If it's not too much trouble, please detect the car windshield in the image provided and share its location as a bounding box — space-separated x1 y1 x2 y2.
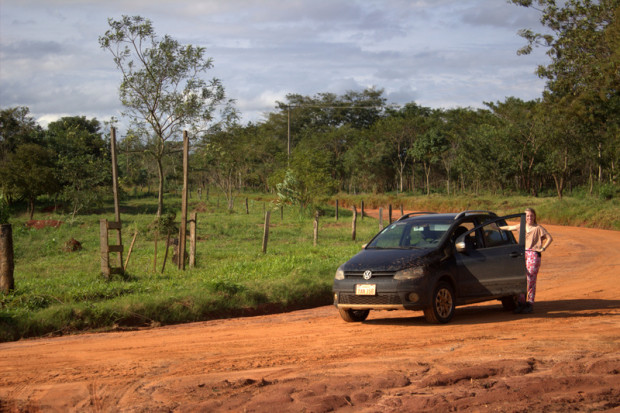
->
367 219 453 249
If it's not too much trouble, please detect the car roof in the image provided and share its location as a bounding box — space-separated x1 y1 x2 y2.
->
397 210 498 223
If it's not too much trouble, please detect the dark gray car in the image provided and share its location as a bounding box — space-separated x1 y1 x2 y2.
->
332 210 527 323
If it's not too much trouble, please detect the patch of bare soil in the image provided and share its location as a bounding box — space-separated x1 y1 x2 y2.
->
1 213 619 412
24 220 63 230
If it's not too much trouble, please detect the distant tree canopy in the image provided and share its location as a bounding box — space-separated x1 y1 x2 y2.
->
0 1 617 219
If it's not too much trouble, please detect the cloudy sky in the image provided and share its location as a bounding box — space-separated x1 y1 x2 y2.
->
0 0 550 128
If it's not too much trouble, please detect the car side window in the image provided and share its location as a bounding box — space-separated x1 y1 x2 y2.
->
481 222 513 248
452 221 479 248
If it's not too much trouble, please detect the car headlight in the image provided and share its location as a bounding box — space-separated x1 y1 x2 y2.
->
393 266 425 280
334 266 345 280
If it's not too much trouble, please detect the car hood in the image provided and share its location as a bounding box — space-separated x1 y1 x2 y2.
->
342 248 434 272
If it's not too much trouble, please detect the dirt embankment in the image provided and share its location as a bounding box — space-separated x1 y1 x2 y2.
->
1 221 619 412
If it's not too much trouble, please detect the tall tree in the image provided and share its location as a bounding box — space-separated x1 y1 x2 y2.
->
0 107 42 165
99 15 234 217
511 0 620 185
0 143 60 219
485 98 546 195
46 117 111 219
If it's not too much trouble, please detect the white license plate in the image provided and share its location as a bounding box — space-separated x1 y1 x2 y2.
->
356 284 376 296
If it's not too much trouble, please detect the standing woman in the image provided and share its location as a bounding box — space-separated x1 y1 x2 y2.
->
500 208 553 314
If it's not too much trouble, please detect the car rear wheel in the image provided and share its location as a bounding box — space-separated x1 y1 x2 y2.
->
424 281 455 324
500 295 519 311
338 308 370 322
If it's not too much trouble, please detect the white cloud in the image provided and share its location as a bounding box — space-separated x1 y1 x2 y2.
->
0 0 550 129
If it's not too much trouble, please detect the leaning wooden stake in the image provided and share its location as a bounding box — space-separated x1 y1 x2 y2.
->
124 230 138 271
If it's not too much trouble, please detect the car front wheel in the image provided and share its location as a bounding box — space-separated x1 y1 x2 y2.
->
424 281 455 324
338 308 370 322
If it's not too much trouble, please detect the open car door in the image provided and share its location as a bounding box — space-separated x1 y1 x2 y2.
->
454 213 526 299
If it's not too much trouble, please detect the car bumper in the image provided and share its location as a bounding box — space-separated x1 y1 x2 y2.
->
332 277 429 311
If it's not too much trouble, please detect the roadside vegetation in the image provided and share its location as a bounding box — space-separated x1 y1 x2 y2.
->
0 191 617 342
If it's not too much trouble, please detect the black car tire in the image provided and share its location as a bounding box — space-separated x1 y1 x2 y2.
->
338 308 370 322
424 281 455 324
500 295 519 311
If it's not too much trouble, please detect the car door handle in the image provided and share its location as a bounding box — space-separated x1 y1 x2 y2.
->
509 251 523 258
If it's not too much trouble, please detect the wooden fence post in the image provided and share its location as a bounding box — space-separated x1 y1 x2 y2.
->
361 200 364 220
153 231 158 273
189 212 197 268
100 219 110 279
313 211 319 246
351 206 357 241
178 131 189 270
389 204 393 224
0 224 15 294
110 127 123 271
162 231 171 273
335 200 339 221
100 219 124 278
262 211 271 254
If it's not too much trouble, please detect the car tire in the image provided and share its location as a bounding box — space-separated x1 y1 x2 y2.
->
424 281 455 324
500 295 519 311
338 308 370 322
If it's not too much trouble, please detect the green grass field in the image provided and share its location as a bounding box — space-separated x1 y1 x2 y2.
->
1 192 618 342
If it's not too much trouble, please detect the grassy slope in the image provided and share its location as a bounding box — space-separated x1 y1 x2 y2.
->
0 193 617 341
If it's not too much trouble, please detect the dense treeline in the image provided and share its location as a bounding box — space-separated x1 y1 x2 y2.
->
1 89 616 218
0 0 618 218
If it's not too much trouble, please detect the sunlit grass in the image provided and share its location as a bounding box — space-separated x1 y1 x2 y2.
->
0 194 377 341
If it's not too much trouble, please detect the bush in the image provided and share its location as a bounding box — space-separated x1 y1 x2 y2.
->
599 183 617 200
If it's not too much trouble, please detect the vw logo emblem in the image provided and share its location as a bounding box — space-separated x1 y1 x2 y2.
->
363 270 372 280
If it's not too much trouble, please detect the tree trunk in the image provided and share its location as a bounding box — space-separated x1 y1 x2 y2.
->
156 158 164 217
28 198 35 220
0 224 15 294
424 162 431 195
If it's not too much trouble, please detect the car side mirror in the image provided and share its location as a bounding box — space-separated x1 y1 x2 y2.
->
455 235 468 254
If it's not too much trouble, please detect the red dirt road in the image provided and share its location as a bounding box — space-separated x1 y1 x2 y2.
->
1 222 619 412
